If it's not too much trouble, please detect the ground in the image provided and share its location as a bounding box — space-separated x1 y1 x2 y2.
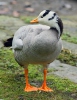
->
0 0 77 100
0 48 77 100
0 16 77 100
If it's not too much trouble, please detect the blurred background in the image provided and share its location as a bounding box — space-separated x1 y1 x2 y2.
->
0 0 77 17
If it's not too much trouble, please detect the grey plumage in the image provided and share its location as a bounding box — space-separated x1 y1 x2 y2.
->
12 24 62 66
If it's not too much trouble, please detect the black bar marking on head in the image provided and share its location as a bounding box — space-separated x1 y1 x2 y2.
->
48 12 56 20
42 10 51 18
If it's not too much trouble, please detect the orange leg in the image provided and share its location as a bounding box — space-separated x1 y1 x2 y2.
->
38 69 53 92
24 69 38 92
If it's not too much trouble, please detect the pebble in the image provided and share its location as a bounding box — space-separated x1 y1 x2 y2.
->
0 8 9 15
0 2 7 6
10 0 17 5
62 4 72 10
24 1 31 8
25 7 35 13
13 11 20 17
24 1 34 13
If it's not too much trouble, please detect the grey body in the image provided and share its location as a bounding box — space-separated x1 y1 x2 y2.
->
12 24 62 66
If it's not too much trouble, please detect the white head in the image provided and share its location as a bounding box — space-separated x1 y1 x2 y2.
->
38 10 58 25
31 10 63 37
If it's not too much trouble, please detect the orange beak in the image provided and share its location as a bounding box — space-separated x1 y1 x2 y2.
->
30 18 39 24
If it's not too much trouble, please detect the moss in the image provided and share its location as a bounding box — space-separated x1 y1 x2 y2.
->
58 48 77 66
62 33 77 44
0 48 77 100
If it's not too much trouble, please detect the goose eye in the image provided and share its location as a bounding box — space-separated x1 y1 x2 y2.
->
54 13 56 16
41 16 43 18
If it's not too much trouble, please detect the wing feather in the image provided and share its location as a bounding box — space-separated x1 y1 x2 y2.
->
12 24 49 50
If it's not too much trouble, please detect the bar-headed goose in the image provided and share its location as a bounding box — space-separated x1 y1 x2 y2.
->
12 10 63 92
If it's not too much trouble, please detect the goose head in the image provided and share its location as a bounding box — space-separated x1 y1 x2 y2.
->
30 10 63 38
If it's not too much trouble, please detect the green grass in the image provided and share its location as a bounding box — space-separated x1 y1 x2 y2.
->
58 48 77 66
62 33 77 44
0 48 77 100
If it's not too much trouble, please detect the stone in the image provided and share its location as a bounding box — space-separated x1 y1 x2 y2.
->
0 8 9 15
24 1 34 13
24 1 31 8
13 11 20 17
63 4 72 10
25 7 34 13
0 2 7 6
49 60 77 83
0 16 25 48
62 40 77 54
10 0 17 5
